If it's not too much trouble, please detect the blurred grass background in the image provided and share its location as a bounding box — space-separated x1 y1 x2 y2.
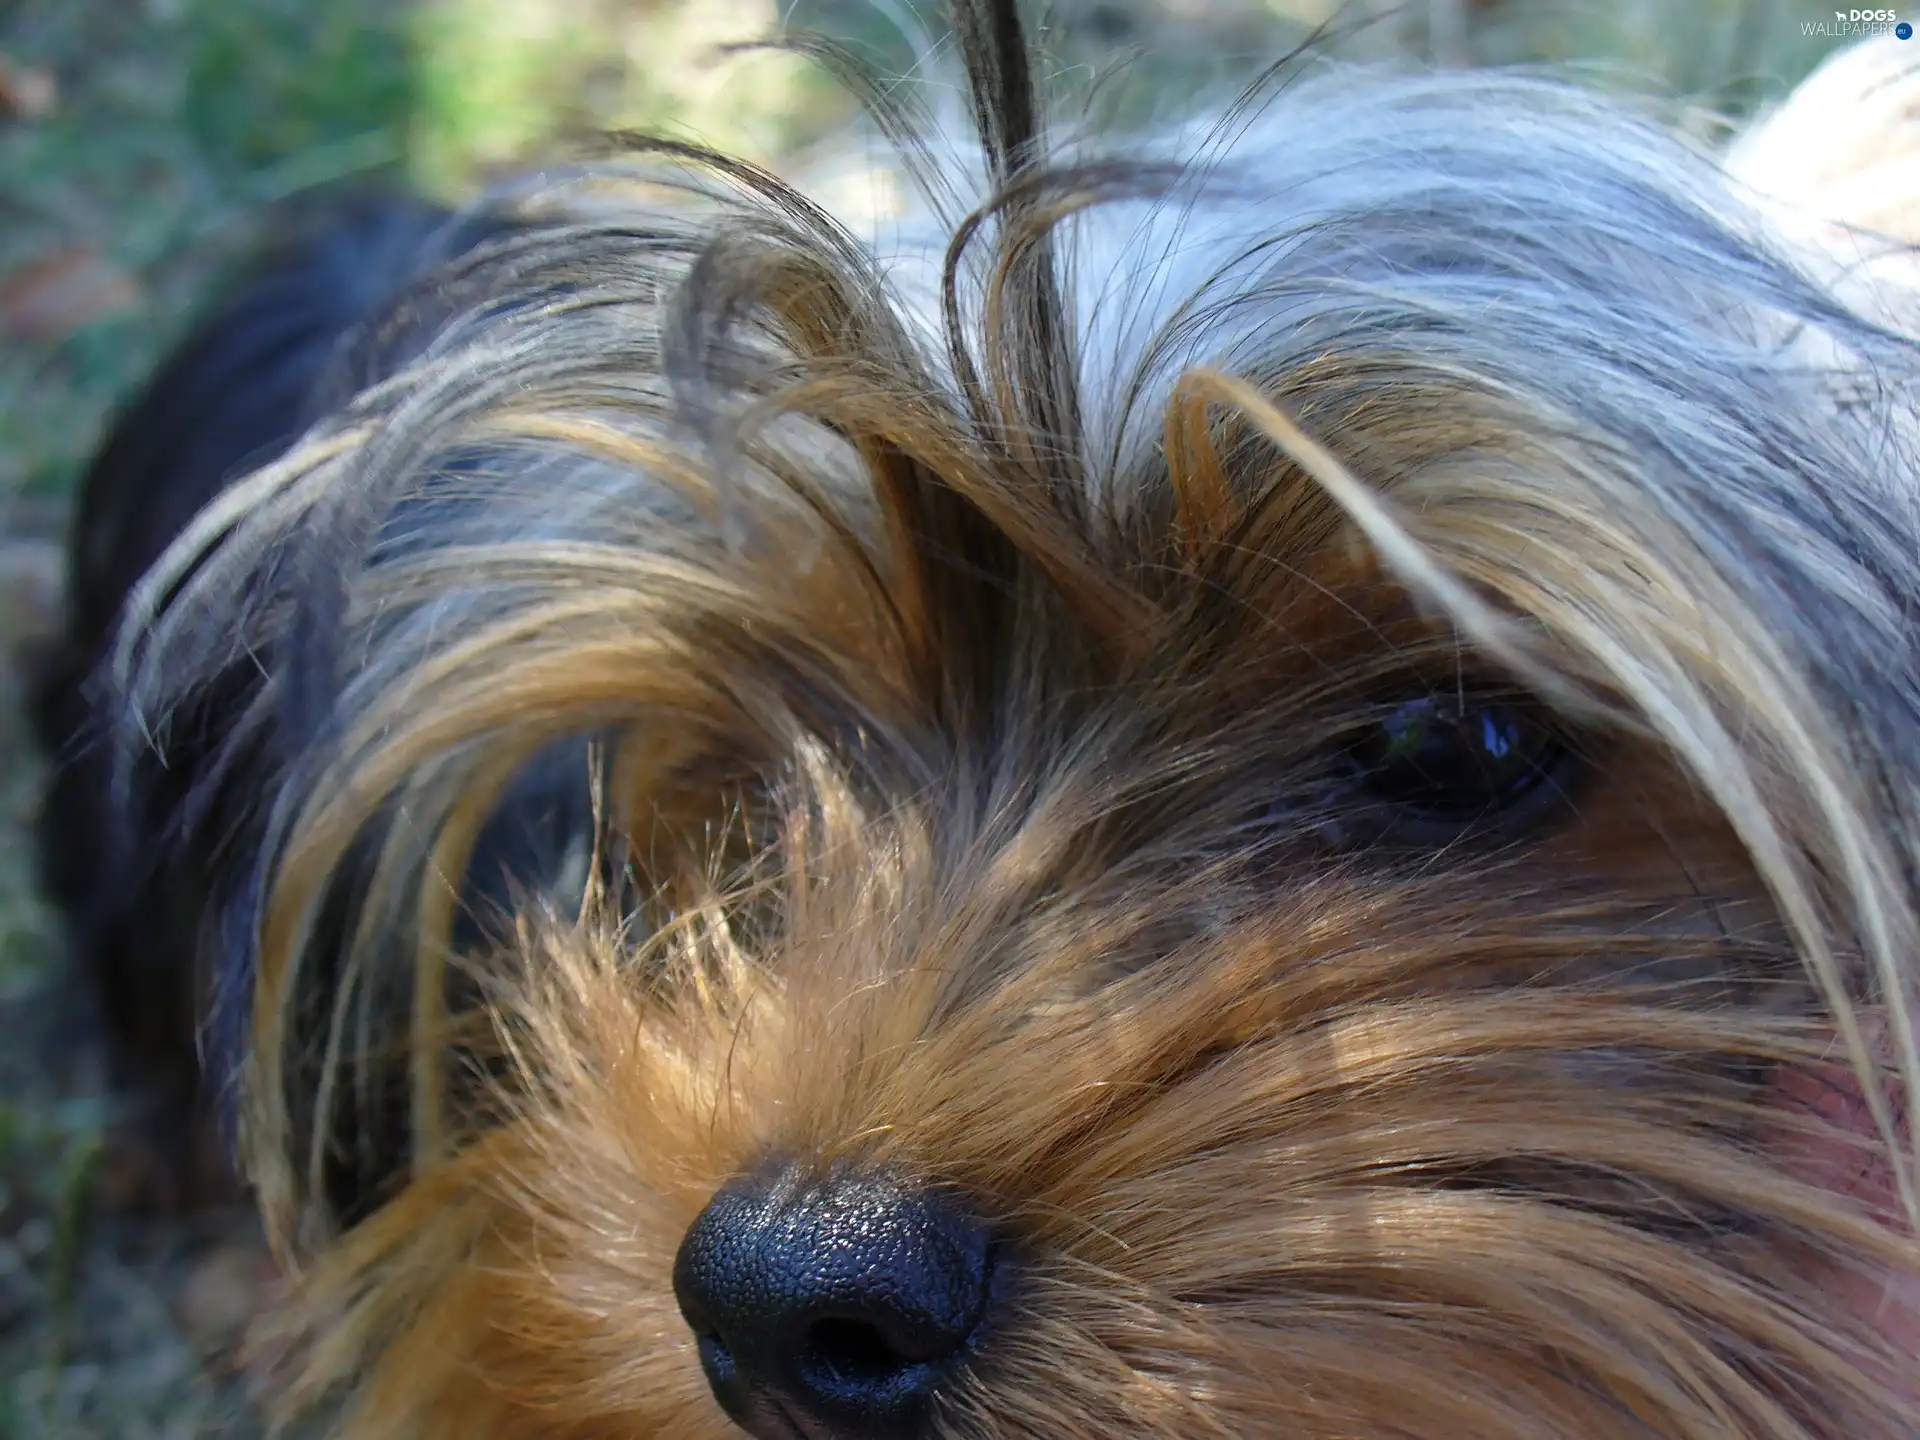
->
0 0 1864 1433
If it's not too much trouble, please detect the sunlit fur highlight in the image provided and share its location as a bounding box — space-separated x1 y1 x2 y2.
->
108 12 1920 1437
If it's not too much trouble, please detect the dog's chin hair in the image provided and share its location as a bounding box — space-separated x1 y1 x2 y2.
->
109 11 1920 1438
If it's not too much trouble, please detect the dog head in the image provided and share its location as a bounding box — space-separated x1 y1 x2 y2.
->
124 10 1920 1437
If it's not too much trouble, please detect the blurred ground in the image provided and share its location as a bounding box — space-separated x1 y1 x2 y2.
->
0 0 1871 1433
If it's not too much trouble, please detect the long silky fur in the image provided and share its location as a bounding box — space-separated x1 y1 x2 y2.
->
110 6 1920 1436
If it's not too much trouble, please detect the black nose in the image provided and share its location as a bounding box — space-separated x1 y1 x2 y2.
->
672 1167 996 1440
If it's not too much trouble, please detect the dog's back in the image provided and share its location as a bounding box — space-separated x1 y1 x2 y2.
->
30 193 479 1202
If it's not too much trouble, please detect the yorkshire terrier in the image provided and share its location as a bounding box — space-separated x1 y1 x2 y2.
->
33 6 1920 1436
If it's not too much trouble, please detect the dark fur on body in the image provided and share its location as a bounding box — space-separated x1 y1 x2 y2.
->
29 192 570 1205
37 3 1920 1435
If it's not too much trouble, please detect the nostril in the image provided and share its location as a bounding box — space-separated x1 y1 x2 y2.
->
695 1329 738 1388
806 1317 913 1380
789 1309 965 1426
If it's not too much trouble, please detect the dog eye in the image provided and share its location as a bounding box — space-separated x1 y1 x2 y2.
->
1341 692 1570 825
